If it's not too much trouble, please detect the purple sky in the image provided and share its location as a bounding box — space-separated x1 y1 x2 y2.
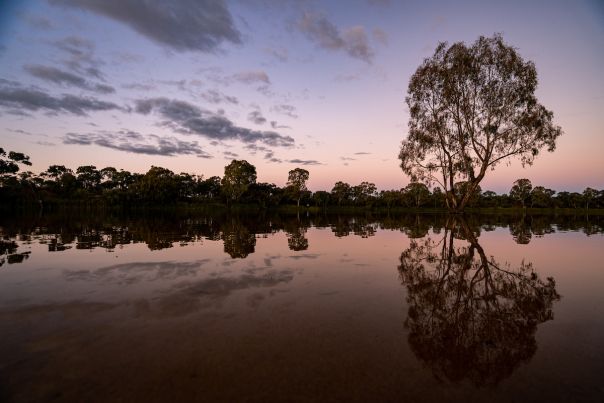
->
1 0 603 193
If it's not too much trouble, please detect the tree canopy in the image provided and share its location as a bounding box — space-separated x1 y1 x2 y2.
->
399 34 562 211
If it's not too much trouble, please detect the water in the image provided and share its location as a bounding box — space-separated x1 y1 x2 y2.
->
0 212 602 402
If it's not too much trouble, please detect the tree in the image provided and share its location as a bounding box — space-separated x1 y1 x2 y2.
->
221 160 257 204
583 187 598 210
402 182 430 208
287 168 310 208
352 181 377 206
398 34 562 212
509 178 532 208
0 147 32 178
331 181 352 206
530 186 555 208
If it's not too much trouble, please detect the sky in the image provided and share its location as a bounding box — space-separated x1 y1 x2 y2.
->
0 0 602 193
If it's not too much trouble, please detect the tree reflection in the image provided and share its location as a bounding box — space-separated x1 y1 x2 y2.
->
221 219 256 258
286 226 309 251
398 217 560 386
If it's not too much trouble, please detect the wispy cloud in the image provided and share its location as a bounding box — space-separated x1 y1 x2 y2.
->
49 0 241 52
271 104 298 119
248 110 266 125
297 12 374 63
134 97 295 147
24 64 115 94
63 130 213 158
0 79 122 116
288 159 322 166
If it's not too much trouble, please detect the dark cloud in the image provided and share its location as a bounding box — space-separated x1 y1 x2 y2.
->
288 159 322 166
247 110 266 125
24 64 115 94
270 121 291 129
297 12 374 63
53 36 105 79
223 151 238 158
50 0 242 53
271 104 298 118
354 151 371 155
135 97 295 147
63 130 213 158
201 89 238 105
0 79 122 116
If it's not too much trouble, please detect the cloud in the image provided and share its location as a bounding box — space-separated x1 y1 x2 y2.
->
271 104 298 118
264 47 288 62
24 64 115 94
63 130 213 158
0 79 122 116
53 36 105 79
270 121 291 129
247 110 266 125
201 89 238 105
50 0 241 52
354 151 371 155
288 159 322 166
340 156 356 161
23 15 54 30
134 97 295 147
122 82 156 91
231 70 270 85
297 12 374 63
372 28 388 45
334 73 361 82
223 151 238 158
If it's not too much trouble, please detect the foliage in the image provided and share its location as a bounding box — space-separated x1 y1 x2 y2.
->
221 160 257 203
399 34 562 211
287 167 310 207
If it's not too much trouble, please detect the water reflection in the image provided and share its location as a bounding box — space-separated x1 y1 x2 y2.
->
398 217 561 386
1 213 603 264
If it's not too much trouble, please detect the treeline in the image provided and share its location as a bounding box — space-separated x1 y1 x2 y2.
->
1 148 603 210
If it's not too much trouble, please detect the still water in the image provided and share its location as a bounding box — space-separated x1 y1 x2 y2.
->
0 212 602 402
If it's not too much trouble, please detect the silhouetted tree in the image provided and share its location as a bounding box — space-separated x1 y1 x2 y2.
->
399 34 562 212
331 181 352 206
221 160 257 205
287 168 310 208
510 178 533 208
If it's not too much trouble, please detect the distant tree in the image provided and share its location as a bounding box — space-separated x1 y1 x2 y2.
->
221 160 257 204
286 168 309 208
0 147 32 178
352 181 377 206
76 165 102 192
136 166 178 203
583 187 598 210
198 176 221 200
510 179 533 208
380 190 403 211
331 181 351 206
398 34 562 212
402 182 430 208
530 186 555 208
311 190 330 209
